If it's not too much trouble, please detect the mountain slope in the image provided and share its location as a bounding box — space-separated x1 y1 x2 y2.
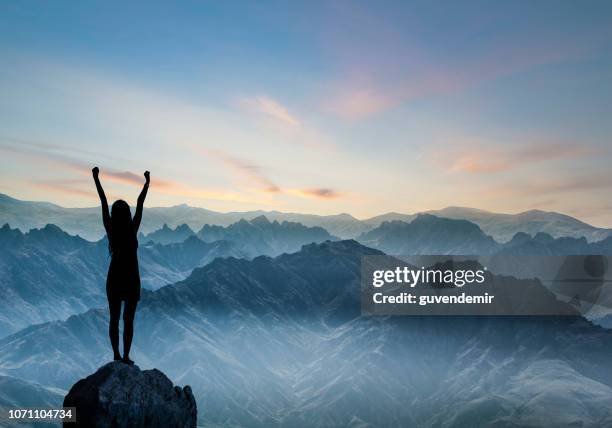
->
141 223 196 245
358 215 612 256
1 240 611 427
0 224 244 337
196 215 337 257
423 207 612 242
357 214 500 255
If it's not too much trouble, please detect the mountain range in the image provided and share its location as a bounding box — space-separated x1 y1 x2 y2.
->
143 216 336 257
4 212 612 338
359 214 612 256
2 193 609 242
365 207 612 243
2 193 612 426
0 240 611 427
0 224 246 338
358 214 499 255
0 215 337 338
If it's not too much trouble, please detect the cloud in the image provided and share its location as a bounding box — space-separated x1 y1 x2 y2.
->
0 139 161 186
29 180 96 199
198 148 345 202
478 174 612 205
327 70 465 120
0 138 270 205
238 95 335 150
430 140 595 174
1 136 124 162
101 170 173 189
199 148 280 193
324 30 596 119
290 188 342 199
326 88 396 120
3 136 343 207
241 96 301 128
504 174 612 196
3 63 341 209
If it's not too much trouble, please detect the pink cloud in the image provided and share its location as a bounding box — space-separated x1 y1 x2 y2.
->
29 180 95 199
1 139 261 204
430 140 595 174
291 188 342 199
241 96 300 127
199 148 280 193
324 33 594 120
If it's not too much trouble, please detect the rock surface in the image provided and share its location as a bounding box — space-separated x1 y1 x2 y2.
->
63 361 196 428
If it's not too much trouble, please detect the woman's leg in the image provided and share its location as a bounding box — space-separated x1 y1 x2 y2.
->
122 299 138 363
108 299 121 360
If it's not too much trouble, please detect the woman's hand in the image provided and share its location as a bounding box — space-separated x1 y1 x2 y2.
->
144 170 150 184
92 166 99 178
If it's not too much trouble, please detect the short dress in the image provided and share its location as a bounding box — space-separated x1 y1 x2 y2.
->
106 233 141 302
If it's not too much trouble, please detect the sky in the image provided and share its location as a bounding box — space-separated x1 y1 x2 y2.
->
1 1 612 226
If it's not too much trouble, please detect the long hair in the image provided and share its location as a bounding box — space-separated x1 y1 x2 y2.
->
109 200 137 255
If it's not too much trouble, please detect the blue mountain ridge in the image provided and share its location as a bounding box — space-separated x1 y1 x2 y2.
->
0 239 611 427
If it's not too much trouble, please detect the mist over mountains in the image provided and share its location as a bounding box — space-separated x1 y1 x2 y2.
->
1 193 612 426
359 214 612 256
358 214 499 255
0 224 245 337
2 193 609 242
3 207 612 338
143 215 336 257
367 207 612 243
1 240 611 427
0 193 365 240
0 216 335 338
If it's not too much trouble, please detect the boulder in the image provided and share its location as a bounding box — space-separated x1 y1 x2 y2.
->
63 361 196 427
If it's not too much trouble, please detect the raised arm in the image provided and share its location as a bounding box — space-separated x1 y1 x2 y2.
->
133 170 150 232
92 167 111 233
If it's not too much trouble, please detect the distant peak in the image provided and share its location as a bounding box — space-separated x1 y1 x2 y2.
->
175 224 194 232
250 215 271 225
410 213 454 225
533 232 555 241
42 223 63 233
509 231 532 241
435 206 492 214
299 238 382 256
25 224 73 239
0 223 22 238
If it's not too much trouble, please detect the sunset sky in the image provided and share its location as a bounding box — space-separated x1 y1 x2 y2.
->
1 1 612 225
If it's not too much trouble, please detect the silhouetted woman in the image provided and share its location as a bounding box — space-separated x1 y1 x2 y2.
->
92 166 150 365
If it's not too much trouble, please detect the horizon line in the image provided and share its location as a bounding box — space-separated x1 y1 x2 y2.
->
0 191 606 229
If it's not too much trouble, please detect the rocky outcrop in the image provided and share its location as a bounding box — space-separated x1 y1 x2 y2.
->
63 362 196 428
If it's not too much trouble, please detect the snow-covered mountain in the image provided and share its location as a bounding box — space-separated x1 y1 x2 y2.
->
3 193 610 242
0 193 365 240
423 206 612 243
1 240 611 427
